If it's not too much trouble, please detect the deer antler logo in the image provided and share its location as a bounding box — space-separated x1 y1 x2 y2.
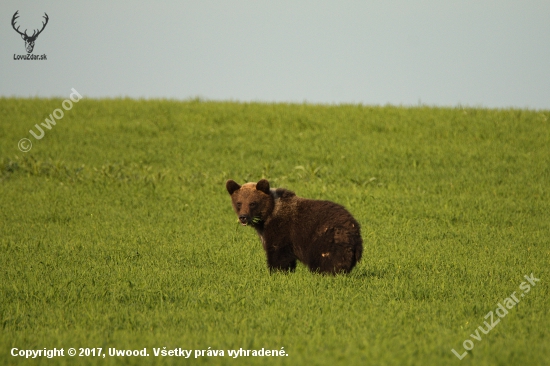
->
11 10 49 54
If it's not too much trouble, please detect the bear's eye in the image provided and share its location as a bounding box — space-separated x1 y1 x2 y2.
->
236 202 242 209
249 202 257 208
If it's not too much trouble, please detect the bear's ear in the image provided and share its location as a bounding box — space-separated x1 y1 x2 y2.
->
226 180 241 195
256 179 270 195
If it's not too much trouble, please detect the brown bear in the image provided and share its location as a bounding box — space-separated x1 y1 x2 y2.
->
226 179 363 274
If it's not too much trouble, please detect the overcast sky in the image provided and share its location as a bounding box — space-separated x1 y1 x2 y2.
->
1 0 549 109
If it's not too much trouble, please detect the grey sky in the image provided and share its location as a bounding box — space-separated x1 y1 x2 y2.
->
1 1 549 109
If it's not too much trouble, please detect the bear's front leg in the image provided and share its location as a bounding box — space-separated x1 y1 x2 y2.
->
266 246 296 273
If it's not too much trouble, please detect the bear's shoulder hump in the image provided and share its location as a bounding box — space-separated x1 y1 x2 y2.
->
271 187 296 200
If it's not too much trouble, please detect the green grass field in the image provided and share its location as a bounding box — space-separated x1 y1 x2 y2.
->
1 98 548 365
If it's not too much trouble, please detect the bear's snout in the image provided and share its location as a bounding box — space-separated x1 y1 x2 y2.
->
238 215 249 226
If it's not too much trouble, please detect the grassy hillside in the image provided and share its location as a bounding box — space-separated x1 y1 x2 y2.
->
1 98 549 365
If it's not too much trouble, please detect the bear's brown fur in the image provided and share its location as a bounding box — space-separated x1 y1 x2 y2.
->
226 179 363 274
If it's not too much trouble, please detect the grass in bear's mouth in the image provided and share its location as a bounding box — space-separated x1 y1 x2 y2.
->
1 98 549 366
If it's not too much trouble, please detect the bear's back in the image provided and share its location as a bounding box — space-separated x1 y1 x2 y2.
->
270 190 360 236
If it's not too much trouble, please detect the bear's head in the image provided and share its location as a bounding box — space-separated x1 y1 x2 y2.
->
226 179 274 227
